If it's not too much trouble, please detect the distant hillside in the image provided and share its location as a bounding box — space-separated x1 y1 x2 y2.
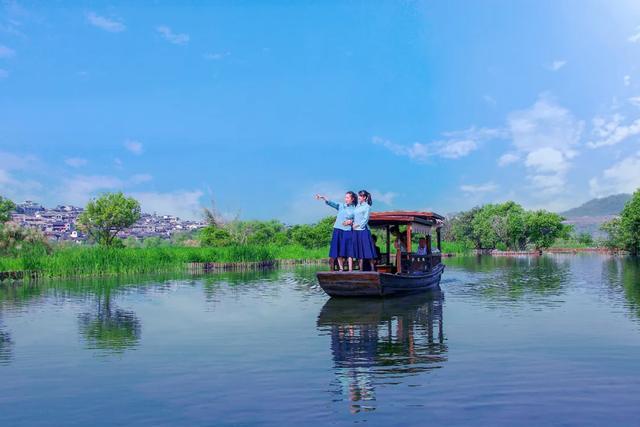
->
561 194 631 218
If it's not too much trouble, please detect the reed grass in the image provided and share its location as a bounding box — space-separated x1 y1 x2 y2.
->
0 244 328 278
441 240 473 254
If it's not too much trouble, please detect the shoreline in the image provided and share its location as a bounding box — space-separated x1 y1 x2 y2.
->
0 258 329 283
1 248 629 282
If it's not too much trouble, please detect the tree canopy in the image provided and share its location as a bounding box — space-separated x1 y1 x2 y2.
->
602 189 640 255
77 192 141 246
449 201 570 251
199 216 335 249
0 196 16 224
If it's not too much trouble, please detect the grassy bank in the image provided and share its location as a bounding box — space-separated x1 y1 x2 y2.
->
0 244 327 278
441 241 473 255
0 241 471 279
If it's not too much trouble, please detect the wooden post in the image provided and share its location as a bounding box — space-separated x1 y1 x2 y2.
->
437 228 442 251
406 224 412 253
426 235 432 254
386 225 391 265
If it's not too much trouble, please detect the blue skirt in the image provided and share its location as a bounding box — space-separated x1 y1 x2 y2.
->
353 229 378 260
329 229 355 258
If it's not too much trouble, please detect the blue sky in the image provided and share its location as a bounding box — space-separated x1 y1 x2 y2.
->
2 0 640 222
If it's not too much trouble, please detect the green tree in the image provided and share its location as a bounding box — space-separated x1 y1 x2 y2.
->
0 196 16 223
200 225 233 246
77 192 141 246
576 232 594 246
524 210 570 250
467 202 526 250
450 207 481 247
620 189 640 255
601 217 624 250
289 216 334 248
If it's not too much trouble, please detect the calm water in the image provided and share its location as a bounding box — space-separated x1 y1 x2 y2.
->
1 254 640 426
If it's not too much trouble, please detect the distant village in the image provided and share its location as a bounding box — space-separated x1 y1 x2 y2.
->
9 200 206 243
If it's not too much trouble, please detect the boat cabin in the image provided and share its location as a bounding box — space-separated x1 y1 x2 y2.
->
369 211 445 274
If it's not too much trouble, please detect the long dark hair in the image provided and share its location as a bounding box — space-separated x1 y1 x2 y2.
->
358 190 372 205
345 191 357 206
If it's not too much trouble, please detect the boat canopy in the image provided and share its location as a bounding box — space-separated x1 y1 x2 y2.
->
369 211 445 228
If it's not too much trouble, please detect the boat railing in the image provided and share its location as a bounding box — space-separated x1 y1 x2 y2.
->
379 252 442 274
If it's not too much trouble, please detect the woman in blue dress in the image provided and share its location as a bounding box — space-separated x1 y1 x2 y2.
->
346 190 378 271
315 191 357 271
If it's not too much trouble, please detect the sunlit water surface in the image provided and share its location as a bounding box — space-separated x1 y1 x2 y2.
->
1 254 640 426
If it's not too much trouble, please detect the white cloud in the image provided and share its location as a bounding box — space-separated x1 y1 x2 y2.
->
548 60 567 71
86 12 125 33
373 127 504 162
157 26 189 45
483 95 497 106
130 173 153 184
625 75 631 86
371 190 397 205
629 26 640 43
130 190 204 219
203 52 230 60
507 94 583 195
524 147 569 174
0 45 15 58
0 68 8 79
498 152 519 166
508 94 583 154
628 96 640 107
589 151 640 197
460 182 498 194
438 140 478 158
124 139 143 155
0 151 40 170
0 168 42 201
588 114 640 148
58 175 123 206
64 157 87 167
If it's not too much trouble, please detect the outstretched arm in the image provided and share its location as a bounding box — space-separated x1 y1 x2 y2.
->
315 194 339 210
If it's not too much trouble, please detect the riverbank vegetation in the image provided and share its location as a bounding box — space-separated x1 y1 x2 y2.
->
3 189 639 279
0 245 327 278
445 201 571 251
0 193 332 277
600 189 640 255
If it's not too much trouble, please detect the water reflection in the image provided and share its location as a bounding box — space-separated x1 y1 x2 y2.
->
0 326 11 364
78 285 141 354
445 255 571 307
317 290 446 413
602 256 640 320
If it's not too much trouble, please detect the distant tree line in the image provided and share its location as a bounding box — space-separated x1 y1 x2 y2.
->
445 201 571 251
199 204 334 249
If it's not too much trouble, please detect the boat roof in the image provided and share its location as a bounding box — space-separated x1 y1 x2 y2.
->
369 211 445 227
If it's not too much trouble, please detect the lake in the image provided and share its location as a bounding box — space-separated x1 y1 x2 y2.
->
1 254 640 426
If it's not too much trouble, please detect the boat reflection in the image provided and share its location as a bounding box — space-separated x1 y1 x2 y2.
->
317 290 447 413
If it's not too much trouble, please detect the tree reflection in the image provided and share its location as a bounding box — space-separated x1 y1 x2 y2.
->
0 327 11 364
317 291 446 413
78 285 141 354
603 256 640 319
445 255 570 305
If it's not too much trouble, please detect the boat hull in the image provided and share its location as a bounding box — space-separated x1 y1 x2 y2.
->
316 263 445 297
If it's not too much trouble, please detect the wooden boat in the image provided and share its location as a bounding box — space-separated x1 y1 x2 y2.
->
317 211 446 297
